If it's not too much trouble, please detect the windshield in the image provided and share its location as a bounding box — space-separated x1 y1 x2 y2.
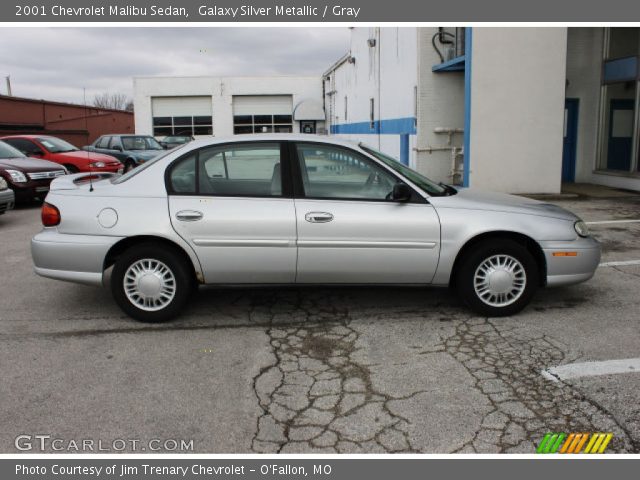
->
361 144 449 196
122 136 163 151
37 137 79 153
112 143 187 184
0 141 26 158
164 136 190 143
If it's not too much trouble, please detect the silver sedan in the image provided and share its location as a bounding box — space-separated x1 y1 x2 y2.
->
31 135 600 322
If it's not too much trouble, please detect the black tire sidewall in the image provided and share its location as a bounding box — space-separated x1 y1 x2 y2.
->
111 243 191 322
456 239 539 317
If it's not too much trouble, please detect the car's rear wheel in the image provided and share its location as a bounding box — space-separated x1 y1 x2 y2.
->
111 243 192 322
455 239 539 317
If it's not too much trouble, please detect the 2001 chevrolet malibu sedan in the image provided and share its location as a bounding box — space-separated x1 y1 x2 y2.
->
31 135 600 322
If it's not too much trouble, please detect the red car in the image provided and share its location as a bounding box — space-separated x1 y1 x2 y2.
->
0 135 122 174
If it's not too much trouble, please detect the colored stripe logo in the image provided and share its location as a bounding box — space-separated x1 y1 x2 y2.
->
536 433 613 453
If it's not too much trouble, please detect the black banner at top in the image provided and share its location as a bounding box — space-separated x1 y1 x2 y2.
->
4 0 640 22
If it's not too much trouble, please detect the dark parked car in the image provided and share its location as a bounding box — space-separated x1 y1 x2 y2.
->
0 140 66 204
84 134 165 172
160 135 194 149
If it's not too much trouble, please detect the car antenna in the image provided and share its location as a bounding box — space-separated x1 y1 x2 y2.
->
83 87 94 192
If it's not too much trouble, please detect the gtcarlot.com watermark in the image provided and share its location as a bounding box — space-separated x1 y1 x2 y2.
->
15 434 194 452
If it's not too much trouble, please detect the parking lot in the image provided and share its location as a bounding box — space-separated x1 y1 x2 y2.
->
1 190 639 454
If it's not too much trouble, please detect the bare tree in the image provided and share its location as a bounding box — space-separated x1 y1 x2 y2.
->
92 92 134 112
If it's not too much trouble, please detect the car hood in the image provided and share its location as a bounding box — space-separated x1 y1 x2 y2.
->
54 150 120 163
0 156 64 172
429 188 579 221
129 150 163 160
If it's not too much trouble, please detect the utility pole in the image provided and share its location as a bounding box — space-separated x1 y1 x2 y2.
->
5 76 12 96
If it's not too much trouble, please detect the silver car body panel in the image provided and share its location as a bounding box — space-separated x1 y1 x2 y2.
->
294 199 440 283
0 188 14 213
31 134 600 291
169 196 297 283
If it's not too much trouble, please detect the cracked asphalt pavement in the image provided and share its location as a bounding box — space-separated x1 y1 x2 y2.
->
1 194 639 453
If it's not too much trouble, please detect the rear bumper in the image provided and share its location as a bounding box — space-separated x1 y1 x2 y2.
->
0 189 15 213
541 236 601 287
31 229 123 286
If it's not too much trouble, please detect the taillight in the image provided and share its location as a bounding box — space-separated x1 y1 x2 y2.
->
41 202 60 227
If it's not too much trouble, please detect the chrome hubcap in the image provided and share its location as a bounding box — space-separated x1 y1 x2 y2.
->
124 259 176 311
474 254 526 307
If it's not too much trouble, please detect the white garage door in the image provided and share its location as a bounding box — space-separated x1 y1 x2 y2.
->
232 95 293 134
151 96 213 137
232 95 292 116
152 96 212 116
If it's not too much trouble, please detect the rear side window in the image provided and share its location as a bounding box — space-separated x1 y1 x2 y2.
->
168 142 283 197
96 136 110 148
169 152 197 194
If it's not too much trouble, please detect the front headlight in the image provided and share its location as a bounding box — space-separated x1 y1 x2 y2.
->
6 169 27 183
90 162 106 168
0 177 8 190
574 220 590 237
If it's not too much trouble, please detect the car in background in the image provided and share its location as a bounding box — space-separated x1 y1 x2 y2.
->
84 134 165 172
0 140 66 204
0 175 14 215
31 134 600 323
160 135 194 150
1 135 122 174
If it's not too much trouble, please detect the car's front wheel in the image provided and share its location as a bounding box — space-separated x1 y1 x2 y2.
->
111 243 192 322
455 239 539 317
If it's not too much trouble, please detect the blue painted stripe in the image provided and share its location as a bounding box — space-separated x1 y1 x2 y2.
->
331 117 416 135
463 27 472 188
400 134 410 166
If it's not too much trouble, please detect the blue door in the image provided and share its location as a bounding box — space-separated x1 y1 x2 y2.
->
562 99 579 183
607 99 635 171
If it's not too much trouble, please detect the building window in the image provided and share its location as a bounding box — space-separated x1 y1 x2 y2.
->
369 98 375 129
344 96 348 122
153 115 212 137
598 28 640 173
233 114 293 134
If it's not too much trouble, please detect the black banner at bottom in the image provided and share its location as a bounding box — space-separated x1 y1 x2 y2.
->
2 458 639 480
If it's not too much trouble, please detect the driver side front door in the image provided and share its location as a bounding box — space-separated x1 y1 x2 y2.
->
293 142 441 284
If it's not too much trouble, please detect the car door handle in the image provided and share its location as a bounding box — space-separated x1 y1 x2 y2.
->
305 212 334 223
176 210 203 222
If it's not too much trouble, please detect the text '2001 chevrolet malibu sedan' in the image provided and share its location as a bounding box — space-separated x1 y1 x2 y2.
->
31 134 600 322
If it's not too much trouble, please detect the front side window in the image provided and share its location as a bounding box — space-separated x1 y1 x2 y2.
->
296 143 397 200
122 136 163 151
199 143 282 196
95 136 108 148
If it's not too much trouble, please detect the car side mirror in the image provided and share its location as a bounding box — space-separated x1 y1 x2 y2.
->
391 183 412 202
111 145 122 151
30 149 44 157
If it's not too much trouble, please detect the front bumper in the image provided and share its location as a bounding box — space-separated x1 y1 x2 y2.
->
0 188 15 213
31 229 123 286
541 236 601 287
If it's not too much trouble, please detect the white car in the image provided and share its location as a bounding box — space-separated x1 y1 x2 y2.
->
32 134 600 322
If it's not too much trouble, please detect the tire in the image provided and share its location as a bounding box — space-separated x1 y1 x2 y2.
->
65 164 78 174
455 239 539 317
124 160 136 173
111 243 193 322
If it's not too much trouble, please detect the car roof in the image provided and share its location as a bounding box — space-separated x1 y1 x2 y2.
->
186 134 363 150
1 134 57 140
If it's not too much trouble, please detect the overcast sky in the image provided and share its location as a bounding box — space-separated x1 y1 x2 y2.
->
0 27 350 104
